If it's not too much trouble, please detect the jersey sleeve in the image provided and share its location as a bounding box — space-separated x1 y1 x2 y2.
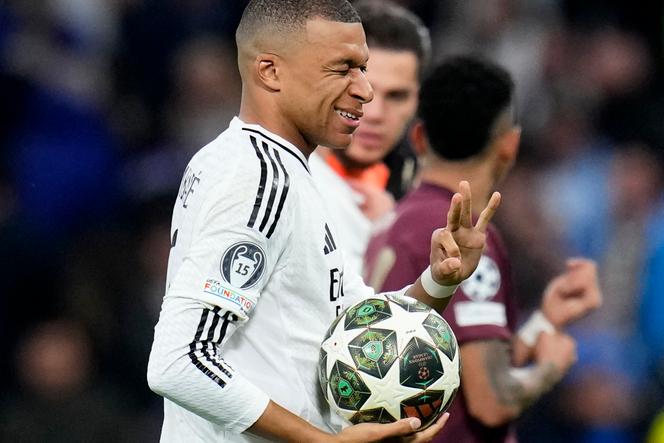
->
148 296 270 433
168 177 282 323
149 154 290 433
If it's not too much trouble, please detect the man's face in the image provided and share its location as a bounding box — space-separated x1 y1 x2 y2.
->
278 19 373 151
341 49 419 167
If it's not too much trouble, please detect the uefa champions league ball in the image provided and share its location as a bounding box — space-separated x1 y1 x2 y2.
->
318 292 460 429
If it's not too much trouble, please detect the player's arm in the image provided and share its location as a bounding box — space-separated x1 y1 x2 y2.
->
513 259 601 366
148 295 447 443
250 401 450 443
406 181 501 312
459 333 576 427
148 296 270 432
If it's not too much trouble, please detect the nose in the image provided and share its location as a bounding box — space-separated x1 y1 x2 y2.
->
349 69 373 104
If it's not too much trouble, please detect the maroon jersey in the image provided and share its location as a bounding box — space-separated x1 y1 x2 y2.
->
364 183 518 443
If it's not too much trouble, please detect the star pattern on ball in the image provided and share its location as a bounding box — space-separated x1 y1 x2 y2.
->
358 355 421 421
370 300 430 353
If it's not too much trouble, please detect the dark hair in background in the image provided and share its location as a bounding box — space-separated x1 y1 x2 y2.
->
353 0 431 78
418 56 514 160
236 0 360 43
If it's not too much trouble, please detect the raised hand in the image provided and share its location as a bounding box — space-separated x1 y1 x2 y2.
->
429 181 501 286
541 258 602 328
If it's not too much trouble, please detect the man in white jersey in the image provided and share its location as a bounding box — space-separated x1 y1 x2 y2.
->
147 1 501 442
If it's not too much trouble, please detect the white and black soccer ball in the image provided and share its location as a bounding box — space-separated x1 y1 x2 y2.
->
318 293 460 429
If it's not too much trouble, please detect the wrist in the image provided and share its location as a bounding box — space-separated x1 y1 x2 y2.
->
517 310 555 347
540 303 563 328
420 265 458 299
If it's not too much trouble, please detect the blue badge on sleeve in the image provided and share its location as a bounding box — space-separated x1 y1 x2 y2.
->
220 242 266 289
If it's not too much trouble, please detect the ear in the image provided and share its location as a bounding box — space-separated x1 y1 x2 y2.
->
496 126 521 164
255 53 281 91
409 120 429 157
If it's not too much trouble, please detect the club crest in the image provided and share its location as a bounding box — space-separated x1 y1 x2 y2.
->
220 242 266 289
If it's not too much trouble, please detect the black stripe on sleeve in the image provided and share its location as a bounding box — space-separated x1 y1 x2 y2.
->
201 308 233 379
258 141 280 232
188 308 226 388
248 136 268 228
188 308 234 388
266 149 290 239
217 311 234 345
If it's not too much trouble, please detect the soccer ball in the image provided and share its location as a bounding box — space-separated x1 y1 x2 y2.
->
318 292 460 429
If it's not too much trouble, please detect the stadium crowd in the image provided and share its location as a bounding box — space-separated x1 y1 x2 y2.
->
1 0 663 441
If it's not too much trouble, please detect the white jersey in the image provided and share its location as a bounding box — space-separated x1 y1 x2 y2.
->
148 118 380 442
309 152 372 275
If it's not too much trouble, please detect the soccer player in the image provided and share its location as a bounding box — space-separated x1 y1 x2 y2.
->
309 0 429 273
147 2 501 442
364 56 602 442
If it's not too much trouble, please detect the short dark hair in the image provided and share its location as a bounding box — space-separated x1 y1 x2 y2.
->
418 56 515 160
236 0 360 43
353 0 431 78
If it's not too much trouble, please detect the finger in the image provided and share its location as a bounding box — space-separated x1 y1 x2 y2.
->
459 181 473 228
446 193 462 231
436 257 461 278
437 229 461 259
564 298 589 320
566 257 594 269
374 417 421 441
409 413 450 443
475 192 501 233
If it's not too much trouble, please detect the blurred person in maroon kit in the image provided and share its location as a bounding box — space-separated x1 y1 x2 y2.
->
364 56 602 442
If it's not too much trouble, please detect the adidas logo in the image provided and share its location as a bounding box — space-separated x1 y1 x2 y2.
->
323 224 337 255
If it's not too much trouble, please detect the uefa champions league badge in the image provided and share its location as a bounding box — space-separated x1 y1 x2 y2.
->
455 255 506 327
220 242 266 290
460 255 501 302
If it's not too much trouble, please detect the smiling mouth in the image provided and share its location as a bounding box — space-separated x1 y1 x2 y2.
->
335 109 361 121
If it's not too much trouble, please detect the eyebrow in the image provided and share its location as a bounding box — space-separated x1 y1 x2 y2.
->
330 58 367 68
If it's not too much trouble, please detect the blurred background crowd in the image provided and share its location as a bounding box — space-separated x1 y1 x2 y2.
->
1 0 664 441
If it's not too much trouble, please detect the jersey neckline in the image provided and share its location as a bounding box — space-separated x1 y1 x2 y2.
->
231 117 310 173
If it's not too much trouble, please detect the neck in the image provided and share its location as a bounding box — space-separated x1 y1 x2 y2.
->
332 149 372 173
418 153 496 215
239 91 316 158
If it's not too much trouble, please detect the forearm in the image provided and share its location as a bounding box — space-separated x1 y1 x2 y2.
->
487 341 562 415
249 401 333 443
502 363 561 408
462 340 561 427
148 297 271 432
